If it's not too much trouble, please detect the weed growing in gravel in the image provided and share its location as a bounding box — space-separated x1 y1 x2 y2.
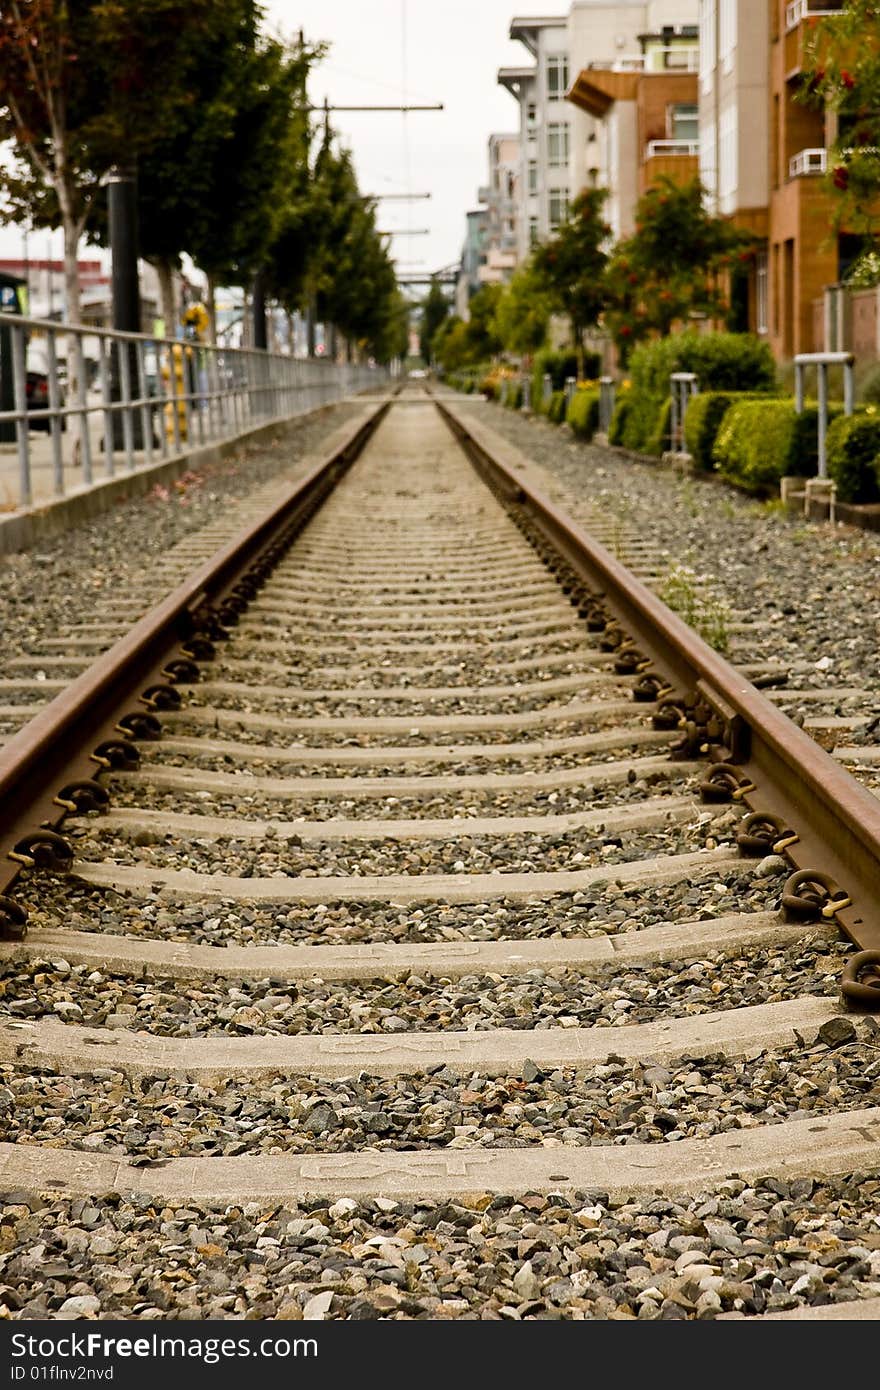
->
677 478 699 518
658 562 731 654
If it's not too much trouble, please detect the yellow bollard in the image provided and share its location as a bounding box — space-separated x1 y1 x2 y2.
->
161 343 189 444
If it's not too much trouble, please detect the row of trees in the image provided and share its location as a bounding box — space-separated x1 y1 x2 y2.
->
0 0 407 359
424 180 753 373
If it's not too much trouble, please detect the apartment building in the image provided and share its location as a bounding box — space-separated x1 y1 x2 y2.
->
567 25 700 239
479 133 521 282
697 1 849 356
498 3 699 254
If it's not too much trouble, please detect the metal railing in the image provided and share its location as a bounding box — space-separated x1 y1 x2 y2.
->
645 139 700 159
0 310 385 512
785 0 844 31
794 352 854 499
670 372 699 451
789 147 827 177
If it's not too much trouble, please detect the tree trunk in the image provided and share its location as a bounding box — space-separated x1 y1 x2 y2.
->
205 274 217 345
155 259 177 339
61 213 88 467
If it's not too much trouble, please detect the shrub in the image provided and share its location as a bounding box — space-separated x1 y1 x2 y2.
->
478 373 499 400
644 397 673 456
826 412 880 503
713 399 842 493
622 332 777 451
608 396 631 446
684 391 777 471
567 387 600 439
505 382 523 409
531 347 601 406
547 389 567 423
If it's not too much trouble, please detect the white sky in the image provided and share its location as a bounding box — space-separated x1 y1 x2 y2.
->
0 1 563 276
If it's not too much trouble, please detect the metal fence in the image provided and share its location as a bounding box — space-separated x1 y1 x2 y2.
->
0 310 386 511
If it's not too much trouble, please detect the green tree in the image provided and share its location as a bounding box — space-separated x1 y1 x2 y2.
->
532 189 610 372
420 279 450 362
463 283 503 361
801 0 880 265
0 0 211 324
492 261 553 356
604 178 755 359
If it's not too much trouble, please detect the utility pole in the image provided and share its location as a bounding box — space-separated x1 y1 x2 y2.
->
107 163 143 445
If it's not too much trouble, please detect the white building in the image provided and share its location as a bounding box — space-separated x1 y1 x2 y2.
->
499 2 699 254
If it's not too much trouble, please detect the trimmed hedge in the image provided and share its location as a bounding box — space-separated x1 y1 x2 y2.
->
684 391 777 471
713 399 843 493
623 332 777 452
608 396 631 446
826 413 880 503
644 397 673 456
566 388 600 439
546 390 567 423
531 347 601 408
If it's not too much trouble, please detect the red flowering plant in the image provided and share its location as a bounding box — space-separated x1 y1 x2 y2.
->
602 178 758 361
800 0 880 248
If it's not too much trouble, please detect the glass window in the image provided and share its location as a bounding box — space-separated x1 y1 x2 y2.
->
756 249 768 335
669 103 699 142
526 102 537 128
528 217 539 246
547 122 570 167
548 188 569 230
528 160 538 194
546 55 568 101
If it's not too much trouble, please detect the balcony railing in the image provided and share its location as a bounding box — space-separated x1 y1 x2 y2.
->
645 139 699 158
789 147 827 176
589 47 699 74
785 0 844 30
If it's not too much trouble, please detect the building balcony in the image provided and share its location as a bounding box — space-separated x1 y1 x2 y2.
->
641 141 699 194
783 1 844 74
645 138 699 158
785 0 844 31
477 186 491 204
789 147 827 177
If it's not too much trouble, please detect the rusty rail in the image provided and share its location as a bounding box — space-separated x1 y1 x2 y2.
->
0 400 390 934
438 397 880 1000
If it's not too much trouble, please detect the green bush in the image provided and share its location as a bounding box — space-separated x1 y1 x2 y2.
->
644 397 673 456
713 399 842 493
530 347 601 407
826 412 880 503
684 391 777 471
478 374 499 400
547 390 567 423
566 388 600 439
623 332 777 451
608 396 631 446
505 382 523 409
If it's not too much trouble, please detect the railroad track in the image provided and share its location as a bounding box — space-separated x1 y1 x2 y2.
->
1 385 879 1321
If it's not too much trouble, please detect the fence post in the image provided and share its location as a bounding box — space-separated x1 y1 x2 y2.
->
11 322 30 508
543 373 552 405
565 376 576 410
599 377 615 434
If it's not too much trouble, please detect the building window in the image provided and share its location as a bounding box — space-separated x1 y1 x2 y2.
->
669 103 699 142
547 122 570 166
700 117 716 201
528 217 539 246
546 55 568 101
527 160 538 194
526 102 537 130
756 249 768 335
548 188 569 230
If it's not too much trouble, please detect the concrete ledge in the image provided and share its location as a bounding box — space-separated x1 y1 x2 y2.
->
0 401 342 557
1 1103 877 1202
719 1296 880 1321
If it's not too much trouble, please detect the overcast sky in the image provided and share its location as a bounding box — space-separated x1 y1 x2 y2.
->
0 1 562 275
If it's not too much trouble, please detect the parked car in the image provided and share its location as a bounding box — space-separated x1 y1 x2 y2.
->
25 342 65 431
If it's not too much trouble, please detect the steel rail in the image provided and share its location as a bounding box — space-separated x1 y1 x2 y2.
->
0 400 390 930
438 397 880 964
